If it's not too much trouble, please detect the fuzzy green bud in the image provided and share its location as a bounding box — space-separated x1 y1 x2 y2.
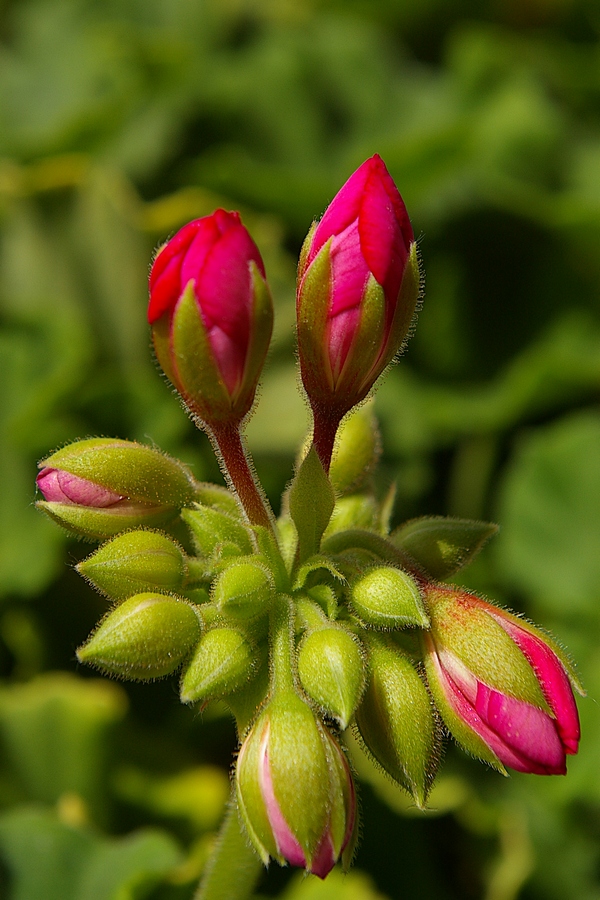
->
182 504 252 558
213 560 274 620
77 593 201 680
325 495 377 538
297 627 366 729
349 566 429 629
356 638 439 807
77 530 188 600
392 516 498 579
180 627 257 704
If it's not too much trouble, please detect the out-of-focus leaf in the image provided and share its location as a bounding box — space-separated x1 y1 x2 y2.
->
0 674 127 817
0 807 180 900
496 410 600 615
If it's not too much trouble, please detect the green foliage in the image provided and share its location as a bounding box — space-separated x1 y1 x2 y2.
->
2 0 600 897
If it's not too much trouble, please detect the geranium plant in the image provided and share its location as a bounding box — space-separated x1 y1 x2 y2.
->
35 155 583 899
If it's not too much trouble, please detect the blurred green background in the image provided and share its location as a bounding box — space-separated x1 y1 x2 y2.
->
1 0 600 897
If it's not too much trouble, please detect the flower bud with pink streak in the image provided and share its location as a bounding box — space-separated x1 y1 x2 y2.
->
148 209 273 427
235 692 355 878
423 584 583 776
296 155 420 466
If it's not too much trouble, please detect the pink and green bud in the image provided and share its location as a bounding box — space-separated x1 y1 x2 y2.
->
36 439 196 539
148 210 273 426
235 692 356 878
423 585 583 775
296 155 420 446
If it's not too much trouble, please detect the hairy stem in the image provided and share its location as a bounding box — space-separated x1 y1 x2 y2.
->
210 423 275 532
194 797 263 900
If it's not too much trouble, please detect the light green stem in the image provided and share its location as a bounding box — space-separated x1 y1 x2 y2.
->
194 796 263 900
270 594 295 694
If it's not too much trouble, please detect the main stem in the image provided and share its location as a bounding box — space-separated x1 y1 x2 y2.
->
194 795 263 900
210 422 274 533
270 594 295 694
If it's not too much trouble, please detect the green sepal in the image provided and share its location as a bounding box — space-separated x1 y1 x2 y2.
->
77 530 187 599
77 593 201 680
383 241 421 366
297 627 366 729
329 403 381 495
392 516 499 579
296 239 333 398
337 274 386 398
182 504 253 558
180 627 258 704
252 525 289 592
36 500 177 541
171 282 234 423
349 566 429 629
213 559 274 620
240 262 274 412
356 637 440 808
40 438 196 509
289 446 335 565
292 554 345 592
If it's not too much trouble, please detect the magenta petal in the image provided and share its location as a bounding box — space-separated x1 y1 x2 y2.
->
258 732 306 869
309 158 376 261
475 683 566 774
148 254 186 322
359 168 411 303
310 834 336 880
491 615 581 753
37 468 124 508
206 325 241 395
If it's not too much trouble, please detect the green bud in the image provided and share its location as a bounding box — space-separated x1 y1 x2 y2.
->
77 530 187 600
349 566 429 629
392 516 499 579
77 593 201 680
298 628 366 729
182 504 252 558
329 404 380 495
356 638 439 807
180 627 257 704
324 495 377 538
213 560 274 620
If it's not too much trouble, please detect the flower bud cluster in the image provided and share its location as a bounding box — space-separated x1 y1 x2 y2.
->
35 156 583 883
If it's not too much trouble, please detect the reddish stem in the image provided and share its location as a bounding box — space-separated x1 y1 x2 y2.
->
311 406 342 472
209 422 274 532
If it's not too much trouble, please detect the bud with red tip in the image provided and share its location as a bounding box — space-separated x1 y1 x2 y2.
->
423 585 583 775
235 692 356 878
296 155 420 466
148 210 273 426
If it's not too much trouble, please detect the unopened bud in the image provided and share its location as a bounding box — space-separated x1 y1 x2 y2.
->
349 566 428 629
36 439 196 539
356 638 439 807
298 627 366 729
77 530 187 599
213 560 274 620
180 627 257 704
182 504 252 558
77 593 201 680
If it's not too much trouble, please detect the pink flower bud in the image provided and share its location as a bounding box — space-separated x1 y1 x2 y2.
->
296 155 420 444
37 468 124 508
236 694 355 878
423 585 583 776
148 210 273 426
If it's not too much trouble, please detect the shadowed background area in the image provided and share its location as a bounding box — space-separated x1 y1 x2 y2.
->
1 0 600 898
